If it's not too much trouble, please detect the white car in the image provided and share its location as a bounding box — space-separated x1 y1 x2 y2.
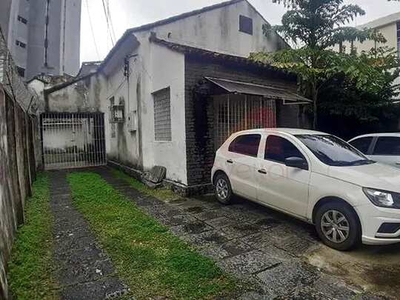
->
349 133 400 168
211 128 400 251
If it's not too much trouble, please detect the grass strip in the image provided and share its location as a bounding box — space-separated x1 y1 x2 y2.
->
67 172 238 300
7 174 58 300
111 168 182 202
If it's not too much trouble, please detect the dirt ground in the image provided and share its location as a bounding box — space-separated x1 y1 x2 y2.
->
307 242 400 299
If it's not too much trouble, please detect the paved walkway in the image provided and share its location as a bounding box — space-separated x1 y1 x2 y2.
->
48 168 391 299
96 167 385 300
49 171 129 300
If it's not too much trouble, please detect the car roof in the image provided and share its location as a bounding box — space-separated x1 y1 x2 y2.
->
349 133 400 140
234 128 328 136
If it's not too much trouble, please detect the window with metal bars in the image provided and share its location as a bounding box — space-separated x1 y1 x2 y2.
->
214 94 276 148
153 87 172 141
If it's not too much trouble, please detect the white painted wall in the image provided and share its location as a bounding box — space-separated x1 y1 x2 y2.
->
140 0 286 58
336 22 397 54
103 55 139 167
145 40 187 184
98 32 188 184
43 121 93 151
336 20 400 98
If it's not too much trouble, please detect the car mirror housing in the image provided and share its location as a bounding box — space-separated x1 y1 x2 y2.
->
285 157 308 170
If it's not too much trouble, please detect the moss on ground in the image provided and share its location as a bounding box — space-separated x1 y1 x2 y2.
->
110 169 184 202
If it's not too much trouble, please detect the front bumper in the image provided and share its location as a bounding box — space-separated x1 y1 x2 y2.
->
355 203 400 245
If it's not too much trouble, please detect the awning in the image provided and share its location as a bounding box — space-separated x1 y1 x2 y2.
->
205 77 311 104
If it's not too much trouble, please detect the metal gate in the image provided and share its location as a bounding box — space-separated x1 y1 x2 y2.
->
41 113 106 170
214 94 276 147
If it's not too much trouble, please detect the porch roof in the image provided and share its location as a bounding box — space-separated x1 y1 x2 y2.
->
205 77 311 104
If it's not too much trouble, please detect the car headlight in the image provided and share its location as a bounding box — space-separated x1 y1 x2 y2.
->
363 188 400 209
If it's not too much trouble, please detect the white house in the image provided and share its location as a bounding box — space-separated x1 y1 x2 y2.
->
42 0 310 193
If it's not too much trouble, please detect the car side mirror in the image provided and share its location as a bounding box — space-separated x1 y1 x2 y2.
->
285 157 308 170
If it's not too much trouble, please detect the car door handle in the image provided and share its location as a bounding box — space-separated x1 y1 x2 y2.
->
227 159 233 164
258 169 267 175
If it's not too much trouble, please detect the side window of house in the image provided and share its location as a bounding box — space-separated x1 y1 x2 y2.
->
239 15 253 35
153 87 172 141
373 137 400 156
265 135 305 163
349 137 373 154
228 134 261 157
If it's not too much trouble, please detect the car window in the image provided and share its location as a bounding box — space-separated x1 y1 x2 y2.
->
373 137 400 156
265 135 305 163
296 134 374 167
349 137 373 154
228 134 261 157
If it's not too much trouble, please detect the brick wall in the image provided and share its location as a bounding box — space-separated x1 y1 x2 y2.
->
184 55 309 186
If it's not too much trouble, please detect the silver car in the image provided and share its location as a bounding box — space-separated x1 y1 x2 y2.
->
349 133 400 168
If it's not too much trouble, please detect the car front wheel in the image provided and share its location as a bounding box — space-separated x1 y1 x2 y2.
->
315 202 361 251
214 173 232 204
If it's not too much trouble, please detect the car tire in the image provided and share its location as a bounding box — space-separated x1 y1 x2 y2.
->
315 202 361 251
214 173 233 205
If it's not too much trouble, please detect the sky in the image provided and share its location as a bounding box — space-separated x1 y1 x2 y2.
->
80 0 400 63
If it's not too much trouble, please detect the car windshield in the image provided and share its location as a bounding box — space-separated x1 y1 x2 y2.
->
295 134 375 167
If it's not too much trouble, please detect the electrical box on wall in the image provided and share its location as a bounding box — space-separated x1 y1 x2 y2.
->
110 105 125 123
127 110 138 132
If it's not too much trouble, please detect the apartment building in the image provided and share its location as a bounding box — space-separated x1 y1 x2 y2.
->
335 12 400 55
0 0 81 80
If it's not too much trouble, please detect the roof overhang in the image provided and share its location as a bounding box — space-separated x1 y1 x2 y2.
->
98 33 140 75
205 77 311 104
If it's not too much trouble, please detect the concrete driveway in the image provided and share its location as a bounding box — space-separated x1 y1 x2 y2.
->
189 195 400 299
98 167 400 299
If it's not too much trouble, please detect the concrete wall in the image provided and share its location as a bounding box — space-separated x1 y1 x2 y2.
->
140 0 287 58
101 34 188 184
146 42 187 184
46 76 102 113
0 0 30 72
0 0 12 44
13 0 29 70
25 0 47 79
24 0 81 80
61 0 81 76
336 21 400 92
336 22 397 54
0 84 40 300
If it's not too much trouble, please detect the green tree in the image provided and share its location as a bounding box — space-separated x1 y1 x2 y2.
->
317 47 400 137
251 0 394 129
